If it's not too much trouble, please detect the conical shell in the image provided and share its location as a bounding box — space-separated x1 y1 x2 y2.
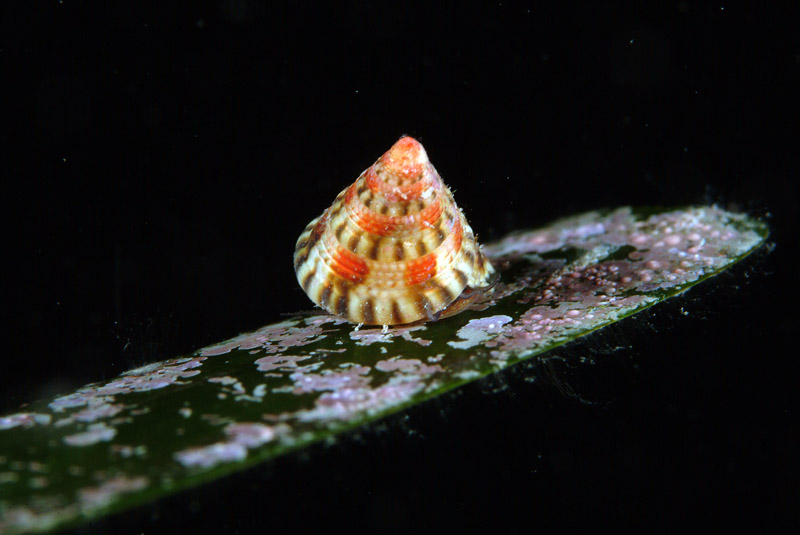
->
294 136 495 325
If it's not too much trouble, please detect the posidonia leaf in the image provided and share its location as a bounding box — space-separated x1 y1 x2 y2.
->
0 206 767 534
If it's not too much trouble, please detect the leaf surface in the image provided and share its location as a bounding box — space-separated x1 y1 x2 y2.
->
0 206 767 534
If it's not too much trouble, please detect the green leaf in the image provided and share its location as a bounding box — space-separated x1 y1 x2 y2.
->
0 206 766 534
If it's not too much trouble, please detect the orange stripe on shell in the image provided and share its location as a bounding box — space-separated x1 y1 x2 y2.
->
405 253 437 286
330 245 369 283
347 183 444 237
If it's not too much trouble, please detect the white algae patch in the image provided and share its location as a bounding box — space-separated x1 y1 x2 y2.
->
63 423 117 447
0 413 52 430
448 315 513 350
174 423 286 469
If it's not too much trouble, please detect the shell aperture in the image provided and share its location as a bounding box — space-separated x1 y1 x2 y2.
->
293 136 495 325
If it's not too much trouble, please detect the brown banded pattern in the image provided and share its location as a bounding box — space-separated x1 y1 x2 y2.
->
293 136 495 325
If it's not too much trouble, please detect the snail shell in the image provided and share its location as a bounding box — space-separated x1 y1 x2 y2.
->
293 136 495 325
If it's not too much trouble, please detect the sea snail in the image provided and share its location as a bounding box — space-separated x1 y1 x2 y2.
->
293 136 496 325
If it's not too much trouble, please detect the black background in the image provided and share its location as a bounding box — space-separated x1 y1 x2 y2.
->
2 1 798 532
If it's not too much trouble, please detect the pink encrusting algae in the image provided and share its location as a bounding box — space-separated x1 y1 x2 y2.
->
174 422 288 469
0 413 51 430
63 423 117 447
349 324 433 346
0 205 766 535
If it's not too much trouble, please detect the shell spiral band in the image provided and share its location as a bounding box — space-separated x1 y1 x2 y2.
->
293 136 495 325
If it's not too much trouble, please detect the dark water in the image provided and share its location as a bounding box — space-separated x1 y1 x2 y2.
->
3 2 797 532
